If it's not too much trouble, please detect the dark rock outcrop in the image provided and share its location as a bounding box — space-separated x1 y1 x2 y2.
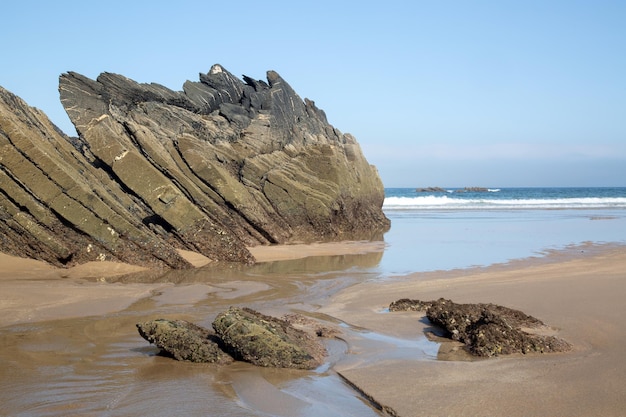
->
390 298 572 357
213 307 326 369
415 187 491 193
136 319 234 364
389 298 437 312
455 187 489 193
0 65 389 267
137 308 328 369
415 187 447 193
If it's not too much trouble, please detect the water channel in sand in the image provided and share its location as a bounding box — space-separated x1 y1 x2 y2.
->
2 249 436 416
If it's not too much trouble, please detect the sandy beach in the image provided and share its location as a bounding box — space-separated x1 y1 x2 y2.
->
0 242 384 328
320 245 626 416
1 243 624 416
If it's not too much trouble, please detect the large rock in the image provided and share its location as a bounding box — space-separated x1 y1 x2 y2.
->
213 307 326 369
390 298 572 357
136 309 328 369
136 319 234 364
0 65 389 267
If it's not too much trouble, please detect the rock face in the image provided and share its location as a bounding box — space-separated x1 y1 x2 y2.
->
390 298 572 357
0 65 389 267
213 307 326 369
0 86 188 268
136 308 327 369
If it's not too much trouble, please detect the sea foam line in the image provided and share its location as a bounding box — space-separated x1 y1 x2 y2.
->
383 196 626 210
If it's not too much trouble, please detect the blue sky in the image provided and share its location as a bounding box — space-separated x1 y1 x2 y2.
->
2 1 625 187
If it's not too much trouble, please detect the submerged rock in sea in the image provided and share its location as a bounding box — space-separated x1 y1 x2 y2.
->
136 319 234 364
0 65 389 267
390 298 572 357
213 307 327 369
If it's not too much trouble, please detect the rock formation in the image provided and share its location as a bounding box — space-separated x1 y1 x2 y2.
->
390 298 572 357
415 187 447 193
137 308 327 369
213 307 327 369
455 187 489 193
136 319 234 364
415 187 490 193
0 65 389 267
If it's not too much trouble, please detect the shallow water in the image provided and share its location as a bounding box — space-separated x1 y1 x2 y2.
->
1 207 625 416
0 253 392 417
378 208 626 274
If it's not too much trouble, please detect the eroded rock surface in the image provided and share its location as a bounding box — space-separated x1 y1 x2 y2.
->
213 307 326 369
0 65 388 267
137 308 328 369
390 298 572 357
136 319 233 364
0 86 190 268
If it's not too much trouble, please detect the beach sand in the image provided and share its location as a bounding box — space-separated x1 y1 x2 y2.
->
320 246 626 416
0 242 385 328
1 243 624 416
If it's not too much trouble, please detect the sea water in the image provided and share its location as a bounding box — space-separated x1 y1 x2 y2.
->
378 187 626 274
383 187 626 211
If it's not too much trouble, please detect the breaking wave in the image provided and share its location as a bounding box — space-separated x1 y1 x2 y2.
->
383 196 626 210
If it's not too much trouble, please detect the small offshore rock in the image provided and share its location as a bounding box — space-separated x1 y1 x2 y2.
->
415 187 447 193
455 187 489 193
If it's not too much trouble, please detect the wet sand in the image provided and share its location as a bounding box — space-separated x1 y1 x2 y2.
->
0 242 384 327
1 243 625 416
247 240 387 262
320 245 626 416
0 242 387 417
0 254 157 327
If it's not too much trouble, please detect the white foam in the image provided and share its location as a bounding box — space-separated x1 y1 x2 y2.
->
383 196 626 210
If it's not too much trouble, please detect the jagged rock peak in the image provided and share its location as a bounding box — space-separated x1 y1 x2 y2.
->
209 64 225 74
1 65 389 268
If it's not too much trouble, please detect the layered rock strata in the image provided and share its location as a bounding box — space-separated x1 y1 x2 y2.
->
0 65 389 267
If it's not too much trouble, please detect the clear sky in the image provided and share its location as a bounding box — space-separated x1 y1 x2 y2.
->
2 1 625 187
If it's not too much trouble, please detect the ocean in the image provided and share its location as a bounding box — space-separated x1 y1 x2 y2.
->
378 187 626 274
384 187 626 210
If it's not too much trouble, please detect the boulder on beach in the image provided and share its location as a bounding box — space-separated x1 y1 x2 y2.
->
137 308 328 369
0 64 389 268
213 307 327 369
390 298 572 357
136 319 234 364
